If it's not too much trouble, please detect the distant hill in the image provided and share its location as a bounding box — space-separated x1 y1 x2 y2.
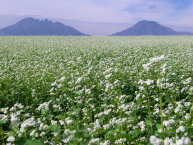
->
0 17 89 36
111 20 193 36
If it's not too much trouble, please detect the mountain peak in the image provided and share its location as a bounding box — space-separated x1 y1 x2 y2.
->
0 17 89 36
111 20 193 36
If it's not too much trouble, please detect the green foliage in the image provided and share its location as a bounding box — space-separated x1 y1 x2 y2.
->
0 36 192 144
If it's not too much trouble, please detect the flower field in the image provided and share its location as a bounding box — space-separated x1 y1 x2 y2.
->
0 36 193 145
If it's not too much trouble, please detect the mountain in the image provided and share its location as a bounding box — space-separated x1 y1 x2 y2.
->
0 17 89 36
111 20 193 36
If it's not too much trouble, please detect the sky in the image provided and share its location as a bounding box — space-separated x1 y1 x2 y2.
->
0 0 193 35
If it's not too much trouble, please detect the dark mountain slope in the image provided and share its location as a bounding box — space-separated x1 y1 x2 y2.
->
111 20 193 36
0 17 89 36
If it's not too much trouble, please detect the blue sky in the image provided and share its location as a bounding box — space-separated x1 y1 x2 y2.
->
0 0 192 26
0 0 192 35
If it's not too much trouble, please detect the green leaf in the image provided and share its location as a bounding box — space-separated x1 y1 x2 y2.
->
156 124 163 130
15 139 43 145
130 130 140 138
47 125 58 132
25 139 43 145
145 118 153 127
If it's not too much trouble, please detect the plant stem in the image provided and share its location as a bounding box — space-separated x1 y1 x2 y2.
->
159 93 164 145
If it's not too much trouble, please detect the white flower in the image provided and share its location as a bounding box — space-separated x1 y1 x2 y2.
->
176 126 185 133
149 55 166 63
182 77 192 85
156 79 162 89
51 81 57 86
138 121 146 131
7 136 15 142
150 135 162 145
1 107 9 114
89 138 100 144
105 73 112 79
94 119 101 129
174 107 181 113
176 137 191 145
40 132 46 136
65 117 74 125
21 117 38 129
30 130 36 136
115 138 126 144
51 120 57 125
58 84 63 88
164 137 173 145
59 120 65 125
145 79 154 86
103 124 110 130
58 77 65 82
100 140 111 145
75 77 83 84
10 113 20 126
104 109 112 115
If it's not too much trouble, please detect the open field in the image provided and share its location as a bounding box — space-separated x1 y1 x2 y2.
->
0 36 193 145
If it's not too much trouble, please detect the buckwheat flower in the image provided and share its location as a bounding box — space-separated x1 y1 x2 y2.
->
182 137 191 145
185 113 191 120
50 92 55 95
0 114 8 123
104 109 112 115
149 55 166 63
174 107 181 113
53 132 58 137
58 77 65 82
21 117 38 129
103 124 110 130
5 143 13 145
182 77 192 85
100 140 111 145
51 120 57 125
164 137 173 145
14 103 24 109
30 130 36 136
51 81 57 86
1 107 9 114
150 136 162 145
10 113 20 126
138 121 146 131
89 138 100 144
40 132 46 136
145 79 154 86
59 120 65 125
176 126 185 133
58 84 63 88
139 86 145 91
184 102 191 107
156 79 162 89
142 63 151 70
103 68 113 74
62 135 73 143
75 77 83 84
43 124 48 130
115 138 126 144
9 106 16 111
105 73 112 79
35 133 39 138
85 89 91 94
7 136 15 142
65 117 74 125
94 119 101 129
37 101 51 111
